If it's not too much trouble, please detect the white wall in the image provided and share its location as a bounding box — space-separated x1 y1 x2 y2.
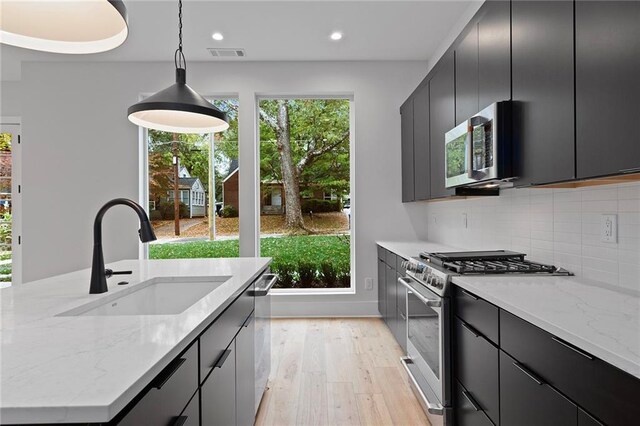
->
1 60 428 315
423 184 640 292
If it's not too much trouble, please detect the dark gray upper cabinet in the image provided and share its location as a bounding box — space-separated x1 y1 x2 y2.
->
413 83 431 200
455 24 479 125
512 0 575 186
478 0 511 110
576 1 640 179
400 99 415 202
429 52 456 199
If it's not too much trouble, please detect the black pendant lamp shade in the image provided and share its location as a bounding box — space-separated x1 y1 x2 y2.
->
127 0 229 134
0 0 128 54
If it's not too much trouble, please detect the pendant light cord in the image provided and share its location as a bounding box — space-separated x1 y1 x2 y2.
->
174 0 186 71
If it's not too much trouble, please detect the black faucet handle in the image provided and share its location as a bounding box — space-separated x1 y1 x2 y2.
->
105 269 133 279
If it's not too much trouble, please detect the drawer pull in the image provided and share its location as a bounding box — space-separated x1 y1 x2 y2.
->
461 321 480 338
153 357 186 389
214 348 232 369
513 361 545 385
462 390 482 411
171 416 188 426
399 312 406 321
461 289 479 300
551 337 594 360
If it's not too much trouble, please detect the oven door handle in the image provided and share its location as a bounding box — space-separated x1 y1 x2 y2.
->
400 356 445 415
398 277 442 308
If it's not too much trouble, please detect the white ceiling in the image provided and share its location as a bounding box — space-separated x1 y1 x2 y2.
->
1 0 477 80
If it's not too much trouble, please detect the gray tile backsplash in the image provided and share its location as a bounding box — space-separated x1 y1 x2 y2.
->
425 182 640 290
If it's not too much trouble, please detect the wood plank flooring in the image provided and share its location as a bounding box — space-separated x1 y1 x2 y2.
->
255 318 431 426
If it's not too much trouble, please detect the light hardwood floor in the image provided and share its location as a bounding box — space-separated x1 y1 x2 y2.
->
255 318 431 426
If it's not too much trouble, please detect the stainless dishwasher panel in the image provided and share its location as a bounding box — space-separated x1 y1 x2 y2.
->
254 273 277 414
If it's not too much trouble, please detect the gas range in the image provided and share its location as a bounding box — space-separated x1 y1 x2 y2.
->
403 250 572 297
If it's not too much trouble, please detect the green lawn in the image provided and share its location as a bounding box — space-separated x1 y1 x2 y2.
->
149 235 351 289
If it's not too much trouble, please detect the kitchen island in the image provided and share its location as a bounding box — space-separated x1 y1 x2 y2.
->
0 257 271 425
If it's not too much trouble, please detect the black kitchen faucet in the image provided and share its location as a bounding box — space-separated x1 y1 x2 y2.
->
89 198 156 294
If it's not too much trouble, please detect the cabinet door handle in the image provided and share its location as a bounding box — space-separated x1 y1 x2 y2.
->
462 390 482 411
461 321 480 338
153 357 186 389
214 348 232 369
460 289 479 300
399 312 406 321
171 416 188 426
512 361 544 385
551 337 594 360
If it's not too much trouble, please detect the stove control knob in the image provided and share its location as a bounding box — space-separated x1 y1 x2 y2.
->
434 278 444 289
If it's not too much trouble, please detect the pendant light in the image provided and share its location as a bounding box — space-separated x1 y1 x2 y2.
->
127 0 228 134
0 0 128 54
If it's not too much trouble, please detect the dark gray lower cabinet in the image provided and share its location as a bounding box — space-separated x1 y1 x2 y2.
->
377 257 386 318
236 312 256 426
579 408 604 426
118 342 199 426
201 342 237 426
453 317 499 425
385 262 397 335
500 350 577 426
178 391 199 426
454 380 494 426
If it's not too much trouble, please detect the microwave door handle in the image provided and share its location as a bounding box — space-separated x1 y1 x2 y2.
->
466 115 490 178
398 277 442 308
466 122 474 178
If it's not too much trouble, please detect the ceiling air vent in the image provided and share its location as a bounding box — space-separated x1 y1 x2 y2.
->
207 48 246 58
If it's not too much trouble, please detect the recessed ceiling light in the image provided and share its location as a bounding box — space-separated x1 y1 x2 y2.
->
330 32 343 41
212 32 224 41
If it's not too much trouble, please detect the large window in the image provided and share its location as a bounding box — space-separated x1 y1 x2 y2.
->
259 98 352 291
146 99 240 258
0 123 20 287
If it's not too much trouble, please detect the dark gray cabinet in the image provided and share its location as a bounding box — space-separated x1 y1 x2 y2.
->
579 409 604 426
454 380 495 426
453 317 499 425
413 83 431 200
236 312 256 426
377 246 407 354
429 51 456 199
575 1 640 179
512 0 575 186
456 0 511 125
201 342 237 426
400 99 415 202
455 25 479 124
500 350 577 426
385 262 397 337
377 258 386 318
117 342 199 426
478 0 511 110
178 391 200 426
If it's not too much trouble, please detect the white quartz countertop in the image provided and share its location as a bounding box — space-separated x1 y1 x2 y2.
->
0 258 271 425
376 240 640 380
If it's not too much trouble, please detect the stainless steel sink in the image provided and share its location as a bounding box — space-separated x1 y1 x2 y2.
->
58 276 230 316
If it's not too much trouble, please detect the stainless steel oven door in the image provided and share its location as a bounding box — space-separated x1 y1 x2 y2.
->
398 276 449 418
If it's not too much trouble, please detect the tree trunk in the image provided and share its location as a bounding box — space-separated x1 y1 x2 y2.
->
172 134 180 236
275 100 306 233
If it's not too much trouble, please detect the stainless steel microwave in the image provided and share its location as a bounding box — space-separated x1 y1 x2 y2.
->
445 101 513 188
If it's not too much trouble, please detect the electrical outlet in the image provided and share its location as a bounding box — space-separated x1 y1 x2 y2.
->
364 277 373 290
462 213 468 229
600 214 617 243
